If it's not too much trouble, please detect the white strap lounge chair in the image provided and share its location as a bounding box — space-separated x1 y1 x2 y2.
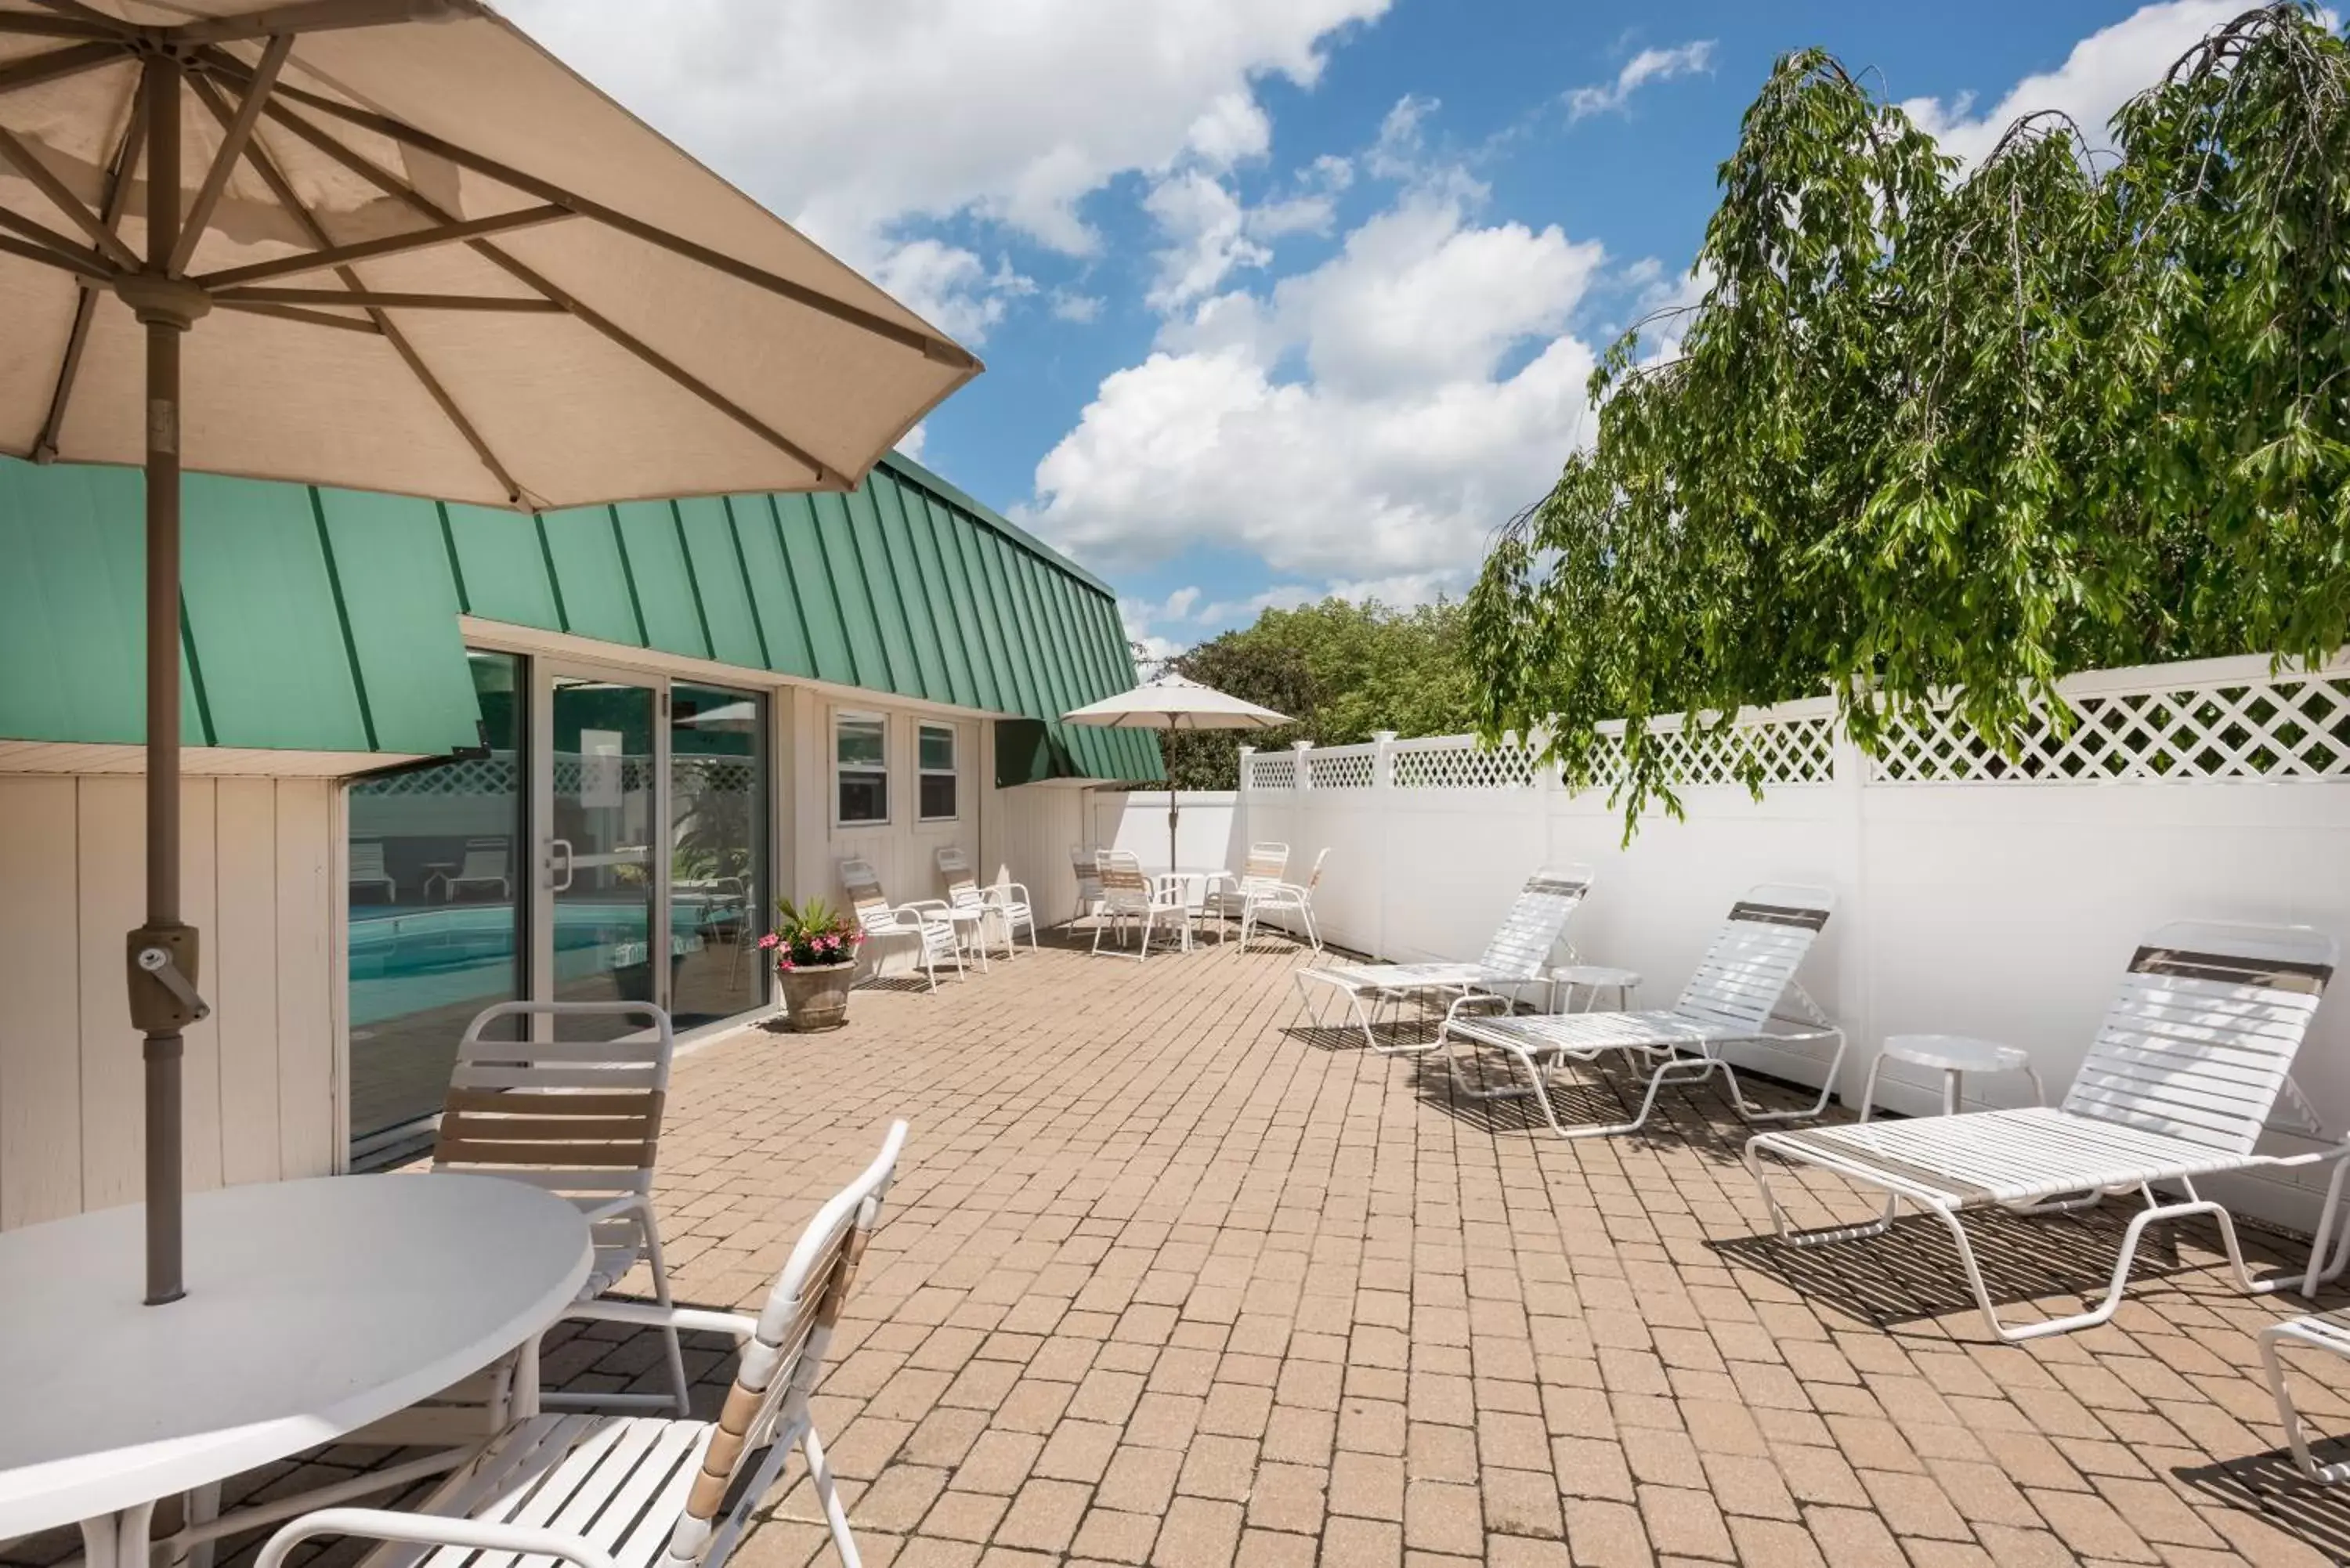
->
1442 884 1843 1139
2261 1307 2350 1483
1069 845 1107 926
350 838 398 902
1093 850 1190 960
434 1001 691 1415
1240 847 1328 950
1203 842 1290 938
841 857 972 988
1748 921 2350 1342
1291 867 1594 1052
443 838 514 901
938 844 1036 957
252 1123 908 1568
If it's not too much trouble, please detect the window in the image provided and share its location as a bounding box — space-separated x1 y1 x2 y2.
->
836 713 888 824
918 722 959 821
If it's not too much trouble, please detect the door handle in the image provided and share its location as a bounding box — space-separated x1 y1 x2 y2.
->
548 837 574 892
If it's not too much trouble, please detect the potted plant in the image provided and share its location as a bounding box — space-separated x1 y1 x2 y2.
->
762 896 865 1031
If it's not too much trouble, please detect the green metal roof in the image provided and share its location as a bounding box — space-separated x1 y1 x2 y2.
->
0 454 1162 785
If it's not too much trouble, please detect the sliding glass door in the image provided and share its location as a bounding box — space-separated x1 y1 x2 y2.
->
540 670 663 1041
669 684 768 1029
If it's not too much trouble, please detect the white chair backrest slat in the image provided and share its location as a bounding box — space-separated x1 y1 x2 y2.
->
1242 842 1289 887
1475 867 1594 979
2063 922 2335 1153
1072 847 1105 900
1669 886 1834 1033
935 846 986 911
436 1001 675 1209
1099 851 1157 909
352 840 390 878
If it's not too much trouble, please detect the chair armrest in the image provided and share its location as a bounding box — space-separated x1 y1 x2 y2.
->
257 1508 619 1568
566 1296 760 1342
1442 991 1517 1025
573 1192 649 1227
988 881 1032 907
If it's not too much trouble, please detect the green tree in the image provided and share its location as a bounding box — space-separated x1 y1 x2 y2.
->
1149 598 1480 789
1468 4 2350 829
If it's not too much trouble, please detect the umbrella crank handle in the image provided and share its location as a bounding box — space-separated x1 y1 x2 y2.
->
126 923 211 1031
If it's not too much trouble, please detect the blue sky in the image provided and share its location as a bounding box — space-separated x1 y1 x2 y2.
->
512 0 2248 662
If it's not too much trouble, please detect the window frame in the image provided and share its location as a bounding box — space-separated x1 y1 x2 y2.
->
833 710 890 828
916 721 960 823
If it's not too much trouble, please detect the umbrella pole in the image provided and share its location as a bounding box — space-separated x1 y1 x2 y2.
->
132 56 199 1306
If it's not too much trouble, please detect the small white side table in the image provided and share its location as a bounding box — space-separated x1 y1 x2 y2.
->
1860 1033 2045 1122
1549 964 1640 1013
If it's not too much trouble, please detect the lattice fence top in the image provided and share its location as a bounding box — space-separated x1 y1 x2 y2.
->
1248 751 1298 789
1307 748 1378 789
354 752 756 797
1870 668 2350 784
1584 711 1838 790
1391 738 1536 790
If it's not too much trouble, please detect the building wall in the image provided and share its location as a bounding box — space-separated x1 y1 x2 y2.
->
0 774 342 1230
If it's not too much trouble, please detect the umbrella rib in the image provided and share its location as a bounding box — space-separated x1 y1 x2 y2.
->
0 38 124 95
191 204 573 288
175 0 490 48
213 285 566 310
189 68 533 507
194 46 978 370
249 92 850 489
169 31 292 276
33 80 146 462
0 122 139 269
0 204 113 276
215 298 381 333
0 224 108 277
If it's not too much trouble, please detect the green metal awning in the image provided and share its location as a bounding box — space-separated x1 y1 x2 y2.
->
0 453 1163 785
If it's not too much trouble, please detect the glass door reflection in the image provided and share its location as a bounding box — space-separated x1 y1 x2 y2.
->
548 674 660 1038
668 685 767 1028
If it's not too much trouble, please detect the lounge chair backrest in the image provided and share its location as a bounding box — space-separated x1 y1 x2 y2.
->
2062 920 2337 1154
839 858 900 935
1243 842 1289 886
434 1001 675 1255
935 845 986 910
1072 846 1104 901
458 839 508 878
1475 867 1594 978
672 1122 906 1563
351 839 389 879
1669 883 1834 1032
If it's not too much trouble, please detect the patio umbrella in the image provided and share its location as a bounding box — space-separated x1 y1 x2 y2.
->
1061 673 1292 878
0 0 978 1305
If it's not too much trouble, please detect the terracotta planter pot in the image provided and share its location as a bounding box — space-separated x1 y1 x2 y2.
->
778 960 856 1032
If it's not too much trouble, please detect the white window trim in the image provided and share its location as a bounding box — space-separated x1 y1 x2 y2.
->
916 721 960 823
834 710 890 828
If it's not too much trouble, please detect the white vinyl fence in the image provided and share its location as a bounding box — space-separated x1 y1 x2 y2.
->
1238 651 2350 1233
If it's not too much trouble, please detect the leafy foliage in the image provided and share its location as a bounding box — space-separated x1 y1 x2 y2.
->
762 895 864 970
1467 4 2350 827
1149 598 1480 789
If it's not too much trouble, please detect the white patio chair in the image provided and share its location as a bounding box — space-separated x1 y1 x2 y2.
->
1748 920 2350 1342
1292 866 1593 1052
938 844 1036 957
251 1122 908 1568
1093 850 1189 960
1202 841 1290 939
1441 883 1843 1139
1240 847 1327 950
1069 845 1106 927
349 838 398 902
2262 1310 2350 1483
443 838 514 901
432 1001 690 1415
841 858 967 989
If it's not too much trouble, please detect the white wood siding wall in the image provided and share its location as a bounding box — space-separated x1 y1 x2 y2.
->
0 775 341 1230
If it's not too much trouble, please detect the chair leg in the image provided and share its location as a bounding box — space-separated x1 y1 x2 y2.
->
803 1423 863 1568
641 1216 692 1417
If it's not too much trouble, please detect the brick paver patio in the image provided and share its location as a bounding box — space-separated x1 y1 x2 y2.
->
20 933 2350 1568
536 934 2350 1568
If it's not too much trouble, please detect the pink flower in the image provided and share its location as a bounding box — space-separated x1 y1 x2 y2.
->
779 958 795 972
757 932 780 950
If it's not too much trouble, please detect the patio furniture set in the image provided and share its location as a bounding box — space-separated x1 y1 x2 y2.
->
1297 867 2350 1473
1073 840 1329 959
839 849 1040 991
0 995 909 1568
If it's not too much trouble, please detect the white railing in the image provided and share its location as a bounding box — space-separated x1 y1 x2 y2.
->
1236 651 2350 1237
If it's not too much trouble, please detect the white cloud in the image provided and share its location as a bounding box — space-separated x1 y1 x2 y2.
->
1565 41 1717 121
1050 290 1105 324
504 0 1390 264
1900 0 2245 168
1018 163 1602 593
864 239 1034 344
1144 172 1273 313
895 423 927 461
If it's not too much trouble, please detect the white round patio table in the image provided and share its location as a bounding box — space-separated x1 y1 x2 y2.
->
1859 1033 2046 1122
0 1173 592 1555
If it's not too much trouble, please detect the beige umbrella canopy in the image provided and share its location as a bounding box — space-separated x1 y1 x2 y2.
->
0 0 979 1304
1063 673 1292 879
